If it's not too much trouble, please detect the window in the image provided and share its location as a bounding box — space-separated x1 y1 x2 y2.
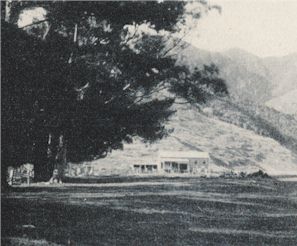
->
164 162 171 172
172 162 178 171
164 162 171 168
180 164 188 173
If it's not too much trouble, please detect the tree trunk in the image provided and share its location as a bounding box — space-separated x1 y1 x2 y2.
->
5 0 12 23
54 134 67 181
34 133 67 182
1 161 9 192
34 133 53 182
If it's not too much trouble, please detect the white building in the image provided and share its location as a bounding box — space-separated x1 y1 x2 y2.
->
158 151 209 175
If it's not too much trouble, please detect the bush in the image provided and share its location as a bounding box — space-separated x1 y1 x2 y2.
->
247 170 271 179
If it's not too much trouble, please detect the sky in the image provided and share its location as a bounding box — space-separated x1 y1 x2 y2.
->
17 7 47 28
186 0 297 57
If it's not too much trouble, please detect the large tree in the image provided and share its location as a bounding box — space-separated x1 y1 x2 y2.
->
2 1 226 182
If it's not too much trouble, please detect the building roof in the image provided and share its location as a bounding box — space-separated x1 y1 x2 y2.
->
159 150 209 159
161 158 190 163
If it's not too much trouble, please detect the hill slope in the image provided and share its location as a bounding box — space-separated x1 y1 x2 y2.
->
265 89 297 117
177 47 273 103
203 98 297 154
72 103 297 177
177 46 297 107
263 53 297 97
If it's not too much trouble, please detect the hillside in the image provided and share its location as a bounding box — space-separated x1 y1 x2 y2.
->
177 46 297 107
265 89 297 117
203 98 297 155
263 53 297 97
177 47 273 103
69 103 297 177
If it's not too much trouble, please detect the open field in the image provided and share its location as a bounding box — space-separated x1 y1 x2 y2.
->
2 177 297 245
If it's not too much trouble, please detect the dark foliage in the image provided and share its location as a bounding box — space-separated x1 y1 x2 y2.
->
2 1 228 181
1 1 188 181
1 22 72 181
247 170 271 179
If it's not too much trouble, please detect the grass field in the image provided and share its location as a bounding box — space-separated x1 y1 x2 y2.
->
2 177 297 245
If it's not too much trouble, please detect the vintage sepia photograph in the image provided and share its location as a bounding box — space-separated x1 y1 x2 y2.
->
1 0 297 245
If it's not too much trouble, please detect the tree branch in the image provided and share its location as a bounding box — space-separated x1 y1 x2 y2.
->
161 30 190 58
18 19 49 29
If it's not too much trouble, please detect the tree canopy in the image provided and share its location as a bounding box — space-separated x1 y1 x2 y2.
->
2 1 227 182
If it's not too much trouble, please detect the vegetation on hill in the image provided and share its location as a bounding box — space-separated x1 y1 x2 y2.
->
203 98 297 155
266 89 297 117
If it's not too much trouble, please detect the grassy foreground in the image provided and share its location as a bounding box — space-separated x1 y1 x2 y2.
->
2 177 297 245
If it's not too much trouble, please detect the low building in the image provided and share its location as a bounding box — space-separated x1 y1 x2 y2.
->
131 151 210 175
158 151 209 175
